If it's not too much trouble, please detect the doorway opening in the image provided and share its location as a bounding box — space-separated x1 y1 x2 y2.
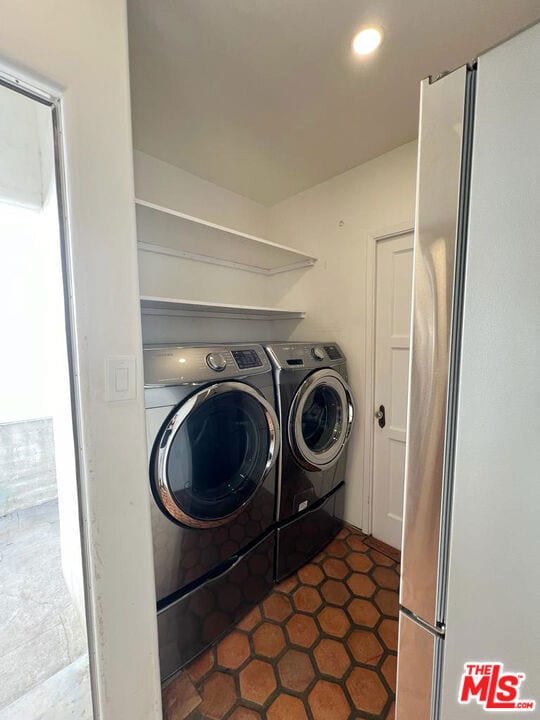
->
0 79 93 718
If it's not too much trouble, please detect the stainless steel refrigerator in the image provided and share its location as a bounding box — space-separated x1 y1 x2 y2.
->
396 21 540 719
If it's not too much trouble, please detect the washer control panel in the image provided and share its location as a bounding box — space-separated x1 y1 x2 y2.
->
265 342 344 370
232 349 263 370
324 345 342 360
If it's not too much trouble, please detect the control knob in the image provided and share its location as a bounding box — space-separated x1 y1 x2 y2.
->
206 352 227 372
311 346 325 361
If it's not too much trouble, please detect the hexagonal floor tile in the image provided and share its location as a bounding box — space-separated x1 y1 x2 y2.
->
373 566 400 590
285 613 320 648
348 629 383 665
252 622 286 658
275 574 298 594
308 679 351 720
228 707 262 720
186 647 214 682
317 606 351 638
370 549 396 567
293 585 323 613
325 539 349 558
347 597 380 627
320 578 351 606
346 666 388 715
236 605 262 632
347 573 376 598
277 649 315 692
239 659 277 706
346 552 374 573
346 534 368 552
322 557 349 579
382 653 398 692
313 638 351 679
162 674 201 720
374 588 399 618
199 672 236 720
263 593 293 622
378 619 398 651
217 630 250 669
297 563 325 586
267 694 309 720
179 525 401 720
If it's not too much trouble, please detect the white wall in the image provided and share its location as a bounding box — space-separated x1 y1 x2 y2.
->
134 151 305 344
0 3 162 719
134 150 268 237
268 141 418 528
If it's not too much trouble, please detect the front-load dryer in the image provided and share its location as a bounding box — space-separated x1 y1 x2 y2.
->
144 344 279 680
264 342 355 579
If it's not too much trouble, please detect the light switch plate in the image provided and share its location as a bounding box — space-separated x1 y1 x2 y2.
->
106 356 136 402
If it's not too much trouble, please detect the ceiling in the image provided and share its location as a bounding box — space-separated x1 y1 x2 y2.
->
127 1 540 206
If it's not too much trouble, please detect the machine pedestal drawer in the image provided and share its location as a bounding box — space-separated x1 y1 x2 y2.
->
276 482 344 581
157 531 274 680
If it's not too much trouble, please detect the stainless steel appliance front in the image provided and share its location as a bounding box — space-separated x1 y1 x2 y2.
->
399 66 469 627
265 342 354 580
397 63 476 720
144 344 279 678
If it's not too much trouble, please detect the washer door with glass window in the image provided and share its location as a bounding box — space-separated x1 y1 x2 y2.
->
288 368 354 471
151 381 279 528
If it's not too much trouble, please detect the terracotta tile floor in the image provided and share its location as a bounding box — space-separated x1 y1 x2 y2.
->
163 524 400 720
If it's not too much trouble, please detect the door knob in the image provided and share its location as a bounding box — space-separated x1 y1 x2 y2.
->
375 404 386 429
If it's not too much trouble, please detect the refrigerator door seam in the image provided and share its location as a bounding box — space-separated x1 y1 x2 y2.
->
435 64 478 627
432 64 477 720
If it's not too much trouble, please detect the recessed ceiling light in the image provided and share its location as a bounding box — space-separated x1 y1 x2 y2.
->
353 27 383 56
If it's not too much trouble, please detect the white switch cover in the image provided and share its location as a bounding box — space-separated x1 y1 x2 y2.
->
106 356 136 402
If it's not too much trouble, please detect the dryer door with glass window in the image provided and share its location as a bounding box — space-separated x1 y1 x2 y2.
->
151 381 279 527
288 369 354 471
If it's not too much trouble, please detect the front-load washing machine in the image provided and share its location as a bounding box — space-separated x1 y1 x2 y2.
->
264 342 355 579
144 344 279 680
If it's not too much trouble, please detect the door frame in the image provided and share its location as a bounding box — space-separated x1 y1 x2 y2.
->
0 69 99 710
0 15 163 711
361 222 414 534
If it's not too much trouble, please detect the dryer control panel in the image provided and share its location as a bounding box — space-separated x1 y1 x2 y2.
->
265 342 344 370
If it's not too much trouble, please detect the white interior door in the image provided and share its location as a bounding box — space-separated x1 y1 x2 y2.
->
372 232 413 549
